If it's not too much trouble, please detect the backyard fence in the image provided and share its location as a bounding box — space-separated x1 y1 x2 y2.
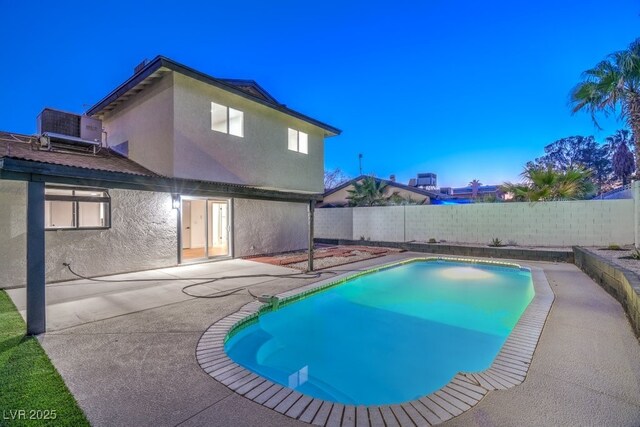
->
316 198 635 247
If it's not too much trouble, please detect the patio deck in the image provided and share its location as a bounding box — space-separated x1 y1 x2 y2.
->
9 254 640 426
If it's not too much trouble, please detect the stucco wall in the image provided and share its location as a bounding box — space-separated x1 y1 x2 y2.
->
0 183 178 288
316 199 635 247
102 73 175 176
0 181 27 288
233 199 308 257
173 73 325 193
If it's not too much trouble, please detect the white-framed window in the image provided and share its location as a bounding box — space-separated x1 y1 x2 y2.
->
45 186 111 230
288 128 308 154
211 102 244 137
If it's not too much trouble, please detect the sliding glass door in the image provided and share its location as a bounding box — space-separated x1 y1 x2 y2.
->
180 198 230 263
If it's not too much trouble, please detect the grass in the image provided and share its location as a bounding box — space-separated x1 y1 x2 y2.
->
0 291 89 427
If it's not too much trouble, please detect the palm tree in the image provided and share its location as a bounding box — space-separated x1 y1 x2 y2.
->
570 38 640 171
612 141 635 185
469 179 482 198
346 176 388 207
502 166 595 202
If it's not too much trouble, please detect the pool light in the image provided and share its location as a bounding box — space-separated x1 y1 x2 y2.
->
439 266 495 280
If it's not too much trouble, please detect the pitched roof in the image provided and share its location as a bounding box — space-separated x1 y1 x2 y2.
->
218 79 279 104
0 131 156 177
0 131 321 203
86 56 341 136
323 175 447 200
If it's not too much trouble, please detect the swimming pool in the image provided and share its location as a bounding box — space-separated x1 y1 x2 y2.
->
224 259 534 406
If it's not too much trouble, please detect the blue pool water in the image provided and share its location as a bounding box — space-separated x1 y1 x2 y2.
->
225 260 534 405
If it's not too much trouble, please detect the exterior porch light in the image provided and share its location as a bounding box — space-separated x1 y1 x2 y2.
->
172 194 181 209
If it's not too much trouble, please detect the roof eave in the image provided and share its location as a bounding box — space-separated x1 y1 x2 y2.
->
87 56 341 136
0 157 322 203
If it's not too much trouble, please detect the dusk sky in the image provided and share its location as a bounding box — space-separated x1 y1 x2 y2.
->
1 1 638 187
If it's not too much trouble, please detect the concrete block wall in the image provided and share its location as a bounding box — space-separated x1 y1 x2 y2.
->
315 207 353 240
634 181 640 250
316 199 635 247
353 206 405 242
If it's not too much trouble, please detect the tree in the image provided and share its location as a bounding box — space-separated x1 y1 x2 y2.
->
502 166 595 202
528 136 611 189
612 140 635 185
469 179 482 198
571 38 640 173
346 176 388 207
324 168 350 191
604 129 633 155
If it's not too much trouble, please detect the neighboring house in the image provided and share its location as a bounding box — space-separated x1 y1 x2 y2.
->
320 175 445 207
0 55 340 309
440 185 505 200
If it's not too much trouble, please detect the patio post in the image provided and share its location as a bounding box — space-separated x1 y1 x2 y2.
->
308 199 315 272
26 181 46 335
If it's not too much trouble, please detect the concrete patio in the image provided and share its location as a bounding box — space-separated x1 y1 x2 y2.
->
8 254 640 426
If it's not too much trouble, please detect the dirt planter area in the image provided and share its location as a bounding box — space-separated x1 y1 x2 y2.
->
244 245 403 270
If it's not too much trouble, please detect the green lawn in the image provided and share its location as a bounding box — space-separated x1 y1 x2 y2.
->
0 291 89 426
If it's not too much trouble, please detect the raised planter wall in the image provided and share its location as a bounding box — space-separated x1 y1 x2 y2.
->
574 247 640 337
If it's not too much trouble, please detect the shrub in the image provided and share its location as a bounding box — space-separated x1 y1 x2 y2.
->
489 238 504 247
428 238 437 244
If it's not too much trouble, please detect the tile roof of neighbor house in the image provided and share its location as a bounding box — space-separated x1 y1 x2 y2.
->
323 175 447 200
86 56 341 136
0 131 156 176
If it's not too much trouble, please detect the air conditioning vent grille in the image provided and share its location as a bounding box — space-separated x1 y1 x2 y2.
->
38 109 81 137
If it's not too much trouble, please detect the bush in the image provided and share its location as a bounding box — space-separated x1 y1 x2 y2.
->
489 238 505 247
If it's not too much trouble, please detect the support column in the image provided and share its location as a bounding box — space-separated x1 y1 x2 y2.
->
308 199 315 272
26 181 46 335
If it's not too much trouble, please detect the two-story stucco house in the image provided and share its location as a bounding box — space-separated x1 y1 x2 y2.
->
0 56 340 328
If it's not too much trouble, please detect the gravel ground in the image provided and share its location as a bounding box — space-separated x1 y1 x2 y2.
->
412 240 572 252
590 245 640 275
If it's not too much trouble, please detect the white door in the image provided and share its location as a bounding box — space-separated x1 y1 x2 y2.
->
182 200 191 249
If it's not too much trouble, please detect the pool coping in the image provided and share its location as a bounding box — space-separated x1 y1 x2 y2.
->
195 257 555 426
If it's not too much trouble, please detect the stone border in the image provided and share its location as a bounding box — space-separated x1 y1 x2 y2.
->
315 238 574 263
196 257 554 426
574 247 640 337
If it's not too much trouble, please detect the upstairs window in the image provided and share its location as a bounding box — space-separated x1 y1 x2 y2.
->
288 128 308 154
211 102 244 137
45 186 111 230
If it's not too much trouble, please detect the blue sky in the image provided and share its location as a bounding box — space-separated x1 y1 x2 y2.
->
1 1 637 187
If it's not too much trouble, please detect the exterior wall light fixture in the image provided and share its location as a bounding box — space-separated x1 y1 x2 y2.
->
172 194 181 209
